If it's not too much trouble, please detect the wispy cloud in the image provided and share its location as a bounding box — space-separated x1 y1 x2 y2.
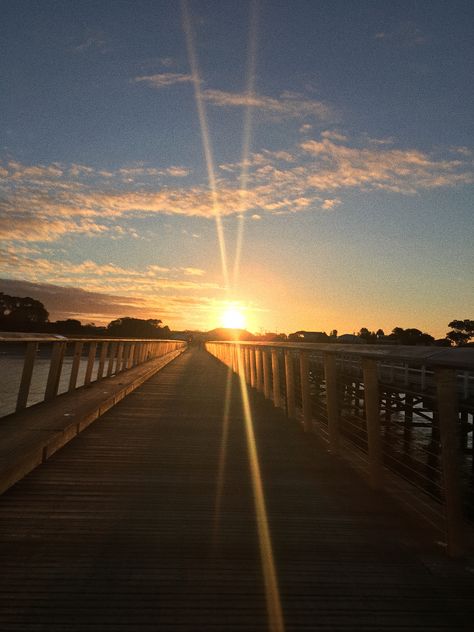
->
375 22 426 47
72 31 109 54
134 73 332 121
134 72 194 87
1 134 472 246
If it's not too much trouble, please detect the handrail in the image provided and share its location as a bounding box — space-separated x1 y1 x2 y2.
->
207 340 474 370
205 340 474 557
0 335 187 416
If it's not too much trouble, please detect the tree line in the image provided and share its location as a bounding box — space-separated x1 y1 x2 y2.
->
0 291 472 345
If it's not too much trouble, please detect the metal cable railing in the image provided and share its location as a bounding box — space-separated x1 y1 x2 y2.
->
205 340 474 556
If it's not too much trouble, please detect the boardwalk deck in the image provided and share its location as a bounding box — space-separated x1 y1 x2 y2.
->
0 347 473 631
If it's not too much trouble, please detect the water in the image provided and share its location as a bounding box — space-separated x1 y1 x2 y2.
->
0 353 100 417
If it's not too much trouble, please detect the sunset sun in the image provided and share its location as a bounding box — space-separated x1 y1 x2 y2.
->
221 307 246 329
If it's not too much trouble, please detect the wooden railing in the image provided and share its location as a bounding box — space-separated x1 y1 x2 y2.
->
206 341 474 556
0 334 186 417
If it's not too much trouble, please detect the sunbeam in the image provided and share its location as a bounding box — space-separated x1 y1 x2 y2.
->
232 0 259 289
212 364 233 550
181 0 230 290
236 346 285 632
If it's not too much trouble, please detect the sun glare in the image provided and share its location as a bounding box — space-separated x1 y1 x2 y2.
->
221 307 246 329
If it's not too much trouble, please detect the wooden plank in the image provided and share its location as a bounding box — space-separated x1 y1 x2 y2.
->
68 341 83 392
1 347 473 631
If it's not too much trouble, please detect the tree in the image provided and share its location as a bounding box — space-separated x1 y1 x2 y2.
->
389 327 434 346
358 327 376 343
446 319 474 346
0 292 49 328
106 317 169 338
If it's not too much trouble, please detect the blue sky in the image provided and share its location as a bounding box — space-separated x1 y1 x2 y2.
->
1 0 473 335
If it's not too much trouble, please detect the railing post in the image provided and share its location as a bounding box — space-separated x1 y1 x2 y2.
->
435 366 464 557
250 347 256 388
324 352 340 454
299 350 312 432
107 343 117 377
255 349 263 392
271 349 282 408
84 342 97 386
97 341 108 380
263 349 272 400
16 342 37 411
115 343 124 374
284 350 296 419
68 341 83 391
362 358 383 489
45 342 66 401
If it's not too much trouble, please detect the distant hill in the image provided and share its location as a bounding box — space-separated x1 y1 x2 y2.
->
205 328 255 341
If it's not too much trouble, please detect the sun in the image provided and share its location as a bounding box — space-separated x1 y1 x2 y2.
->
221 307 246 329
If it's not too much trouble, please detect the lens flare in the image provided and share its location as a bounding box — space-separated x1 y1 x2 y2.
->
233 0 259 288
182 0 229 290
236 346 285 632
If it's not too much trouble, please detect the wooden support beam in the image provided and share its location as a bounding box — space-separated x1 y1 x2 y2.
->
271 349 281 408
263 350 272 400
284 350 296 420
299 351 312 432
324 353 340 454
435 366 464 557
362 358 383 490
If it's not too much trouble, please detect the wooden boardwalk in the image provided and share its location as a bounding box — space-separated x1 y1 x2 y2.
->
0 348 473 631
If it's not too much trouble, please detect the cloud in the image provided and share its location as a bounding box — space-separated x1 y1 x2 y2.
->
1 135 472 246
0 277 217 326
321 199 342 210
201 89 332 120
134 73 333 121
300 137 473 193
134 73 194 87
181 267 205 276
72 31 109 54
375 22 426 47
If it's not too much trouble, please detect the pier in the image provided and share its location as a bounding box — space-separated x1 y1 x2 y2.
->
0 338 473 630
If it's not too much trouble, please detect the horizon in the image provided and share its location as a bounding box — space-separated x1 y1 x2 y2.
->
1 1 473 338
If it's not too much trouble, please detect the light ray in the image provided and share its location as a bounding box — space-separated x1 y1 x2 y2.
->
236 346 285 632
212 364 233 549
233 0 259 288
181 0 229 289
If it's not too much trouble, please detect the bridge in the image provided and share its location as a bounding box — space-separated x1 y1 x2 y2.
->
0 336 473 630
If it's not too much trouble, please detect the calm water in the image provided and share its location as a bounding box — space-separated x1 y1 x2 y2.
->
0 353 100 417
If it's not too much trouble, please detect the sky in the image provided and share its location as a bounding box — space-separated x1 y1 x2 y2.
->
1 0 473 337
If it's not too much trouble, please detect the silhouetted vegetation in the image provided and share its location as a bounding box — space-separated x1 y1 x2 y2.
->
0 292 49 327
446 319 474 346
0 291 472 346
107 317 170 339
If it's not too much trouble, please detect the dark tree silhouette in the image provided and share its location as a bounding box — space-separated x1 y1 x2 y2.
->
0 292 49 328
446 319 474 346
389 327 434 346
106 317 170 338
